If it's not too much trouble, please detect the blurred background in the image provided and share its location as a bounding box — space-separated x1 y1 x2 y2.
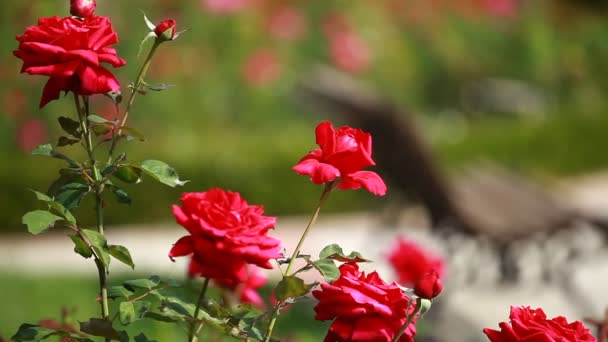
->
3 0 608 340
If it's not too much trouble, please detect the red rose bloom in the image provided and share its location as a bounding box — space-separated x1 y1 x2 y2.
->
388 238 445 288
14 15 126 108
154 19 176 41
413 270 442 299
169 189 282 287
70 0 96 18
293 121 387 196
484 306 597 342
313 263 416 342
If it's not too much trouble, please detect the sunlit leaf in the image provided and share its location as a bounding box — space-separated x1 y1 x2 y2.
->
22 210 63 235
140 160 188 187
109 245 135 269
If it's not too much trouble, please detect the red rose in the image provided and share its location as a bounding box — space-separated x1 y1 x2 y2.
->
484 306 597 342
413 270 442 299
14 16 126 108
154 19 176 41
293 121 387 196
70 0 96 18
169 188 282 286
388 238 445 288
313 263 416 342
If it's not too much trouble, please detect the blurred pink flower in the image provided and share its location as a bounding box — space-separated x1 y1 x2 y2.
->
17 118 48 153
202 0 252 14
3 88 27 120
323 14 370 74
387 237 445 288
483 0 518 17
239 267 267 308
265 5 307 41
242 48 282 87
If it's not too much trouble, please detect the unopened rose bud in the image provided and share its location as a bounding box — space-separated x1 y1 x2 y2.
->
414 270 442 299
70 0 96 18
154 19 177 41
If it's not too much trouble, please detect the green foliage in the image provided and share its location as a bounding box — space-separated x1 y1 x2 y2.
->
79 318 128 341
140 160 188 187
318 244 370 263
119 301 151 325
22 210 63 235
70 234 94 259
81 229 111 267
311 259 339 282
274 276 316 302
109 245 135 269
12 323 94 342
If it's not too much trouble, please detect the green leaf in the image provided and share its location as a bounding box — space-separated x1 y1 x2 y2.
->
112 187 132 205
123 276 160 291
144 83 174 92
108 286 134 299
22 210 63 235
114 165 142 184
31 189 76 224
79 318 128 342
87 115 111 124
92 123 113 136
54 183 90 210
57 136 80 147
140 160 188 187
58 116 81 137
274 276 315 301
118 302 134 325
109 245 135 269
82 229 111 267
70 234 93 259
319 244 370 263
134 333 157 342
142 11 156 30
118 301 150 325
312 259 340 282
31 143 53 156
11 323 94 342
121 127 145 141
31 143 78 166
144 311 181 323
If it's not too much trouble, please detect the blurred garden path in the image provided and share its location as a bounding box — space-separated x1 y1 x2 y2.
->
3 172 608 340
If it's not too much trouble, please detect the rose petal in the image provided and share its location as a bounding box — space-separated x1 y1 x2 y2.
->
339 170 387 195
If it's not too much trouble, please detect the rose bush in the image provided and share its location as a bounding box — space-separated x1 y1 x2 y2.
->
169 188 282 287
484 306 597 342
13 15 126 108
313 263 417 342
293 121 387 195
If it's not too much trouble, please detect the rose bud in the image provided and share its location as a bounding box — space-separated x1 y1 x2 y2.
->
154 19 177 41
70 0 96 18
414 270 443 299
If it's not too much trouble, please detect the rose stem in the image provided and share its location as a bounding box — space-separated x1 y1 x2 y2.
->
189 278 210 342
74 94 110 337
108 40 160 162
392 298 422 342
263 181 335 342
